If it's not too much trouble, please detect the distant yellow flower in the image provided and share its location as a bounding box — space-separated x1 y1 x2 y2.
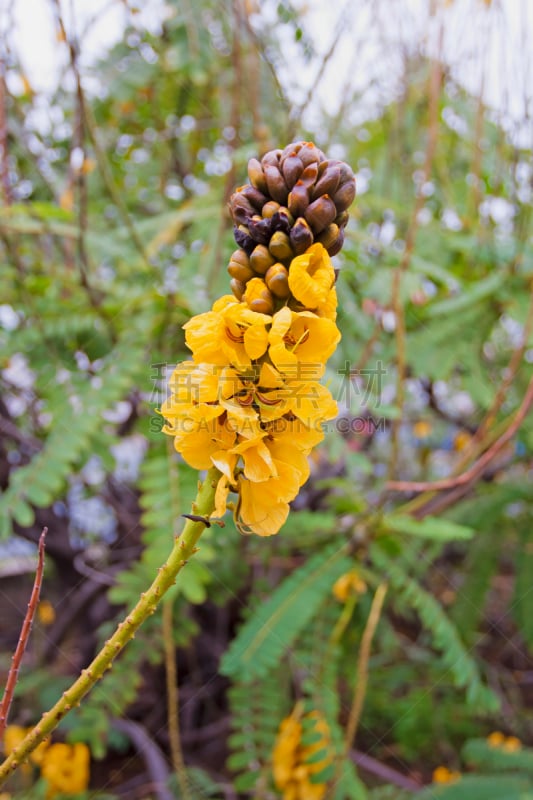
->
453 431 471 451
487 730 506 747
38 600 56 626
41 742 90 798
413 420 432 439
288 243 335 309
332 570 367 602
272 705 333 800
432 765 461 784
502 736 522 752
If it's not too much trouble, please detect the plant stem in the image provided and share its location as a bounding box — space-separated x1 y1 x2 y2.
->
0 467 220 786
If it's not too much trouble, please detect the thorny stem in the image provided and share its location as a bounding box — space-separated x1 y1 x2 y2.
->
163 600 191 800
0 528 47 742
0 468 220 785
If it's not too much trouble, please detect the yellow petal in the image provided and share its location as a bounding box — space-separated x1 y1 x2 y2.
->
288 243 335 309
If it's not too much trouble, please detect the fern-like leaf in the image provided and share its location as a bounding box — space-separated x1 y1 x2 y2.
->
220 544 352 682
371 545 499 712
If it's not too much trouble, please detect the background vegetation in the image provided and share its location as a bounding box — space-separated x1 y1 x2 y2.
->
1 0 532 798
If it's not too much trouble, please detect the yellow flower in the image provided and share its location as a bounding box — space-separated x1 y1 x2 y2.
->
2 725 50 770
413 420 432 439
288 243 336 310
38 600 56 626
502 736 522 752
268 307 340 377
41 742 90 798
432 765 461 784
184 296 270 367
453 431 471 451
487 730 506 747
332 570 367 602
272 705 333 800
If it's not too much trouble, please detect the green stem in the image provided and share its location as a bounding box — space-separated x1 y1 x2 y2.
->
0 467 220 785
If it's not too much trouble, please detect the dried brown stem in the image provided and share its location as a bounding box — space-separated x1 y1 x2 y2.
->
387 375 533 494
0 528 47 740
0 59 11 206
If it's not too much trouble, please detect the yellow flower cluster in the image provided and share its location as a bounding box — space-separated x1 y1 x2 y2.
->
41 743 90 798
2 727 89 797
162 243 341 536
272 705 333 800
487 730 522 751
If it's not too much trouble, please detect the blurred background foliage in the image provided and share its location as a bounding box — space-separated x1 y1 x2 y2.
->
0 0 532 798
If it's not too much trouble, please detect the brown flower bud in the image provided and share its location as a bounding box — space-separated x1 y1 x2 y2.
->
268 230 294 261
271 207 294 235
333 178 356 212
298 162 319 189
288 181 310 218
290 217 314 254
250 244 276 275
234 224 255 253
334 211 349 230
229 192 255 224
281 154 304 188
311 163 341 200
328 228 344 256
264 164 289 204
230 278 246 300
247 158 267 193
304 194 337 234
239 183 268 211
265 263 290 299
297 141 326 167
248 215 272 245
262 200 281 218
317 223 340 251
228 249 254 282
261 149 283 168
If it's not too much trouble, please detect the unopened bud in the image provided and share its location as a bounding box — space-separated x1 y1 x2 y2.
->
228 249 254 282
312 163 341 200
298 162 319 189
304 194 337 234
250 244 276 275
317 223 340 251
234 224 255 253
297 141 326 167
230 278 246 300
334 210 350 229
271 207 294 234
230 192 255 224
248 215 272 245
262 200 281 218
265 263 290 299
243 277 274 315
239 184 268 211
333 178 356 212
281 154 304 188
264 164 289 204
328 228 345 256
268 230 294 261
290 217 314 254
288 181 310 218
247 157 267 193
261 149 282 168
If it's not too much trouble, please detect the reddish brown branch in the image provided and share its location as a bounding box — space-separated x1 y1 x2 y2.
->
387 375 533 494
0 528 47 740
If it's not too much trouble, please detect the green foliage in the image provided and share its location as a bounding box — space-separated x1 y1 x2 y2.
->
371 545 499 711
220 544 352 682
416 776 533 800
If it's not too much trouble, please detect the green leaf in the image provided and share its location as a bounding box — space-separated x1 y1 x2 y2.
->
221 545 351 682
382 514 474 542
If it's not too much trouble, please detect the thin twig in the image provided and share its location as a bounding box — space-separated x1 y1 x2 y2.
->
0 56 11 205
343 584 387 753
0 528 47 741
350 748 421 793
112 718 173 800
388 374 533 493
162 600 191 800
